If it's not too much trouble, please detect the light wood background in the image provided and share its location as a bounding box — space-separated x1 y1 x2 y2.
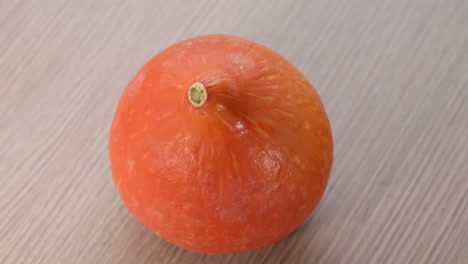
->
1 0 467 263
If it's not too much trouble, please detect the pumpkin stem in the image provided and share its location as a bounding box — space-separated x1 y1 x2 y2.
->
188 82 207 107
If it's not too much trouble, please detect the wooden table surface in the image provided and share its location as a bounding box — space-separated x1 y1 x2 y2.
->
1 0 467 263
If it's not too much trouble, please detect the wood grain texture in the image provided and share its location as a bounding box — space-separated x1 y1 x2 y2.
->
1 0 467 263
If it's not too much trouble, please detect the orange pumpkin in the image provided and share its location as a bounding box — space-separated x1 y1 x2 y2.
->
109 34 333 254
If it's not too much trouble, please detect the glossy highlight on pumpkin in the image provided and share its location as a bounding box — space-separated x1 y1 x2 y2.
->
109 34 333 254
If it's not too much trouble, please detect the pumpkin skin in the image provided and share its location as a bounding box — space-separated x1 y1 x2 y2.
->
109 34 333 254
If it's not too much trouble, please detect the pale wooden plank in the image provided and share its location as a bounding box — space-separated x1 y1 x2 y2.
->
1 0 467 263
